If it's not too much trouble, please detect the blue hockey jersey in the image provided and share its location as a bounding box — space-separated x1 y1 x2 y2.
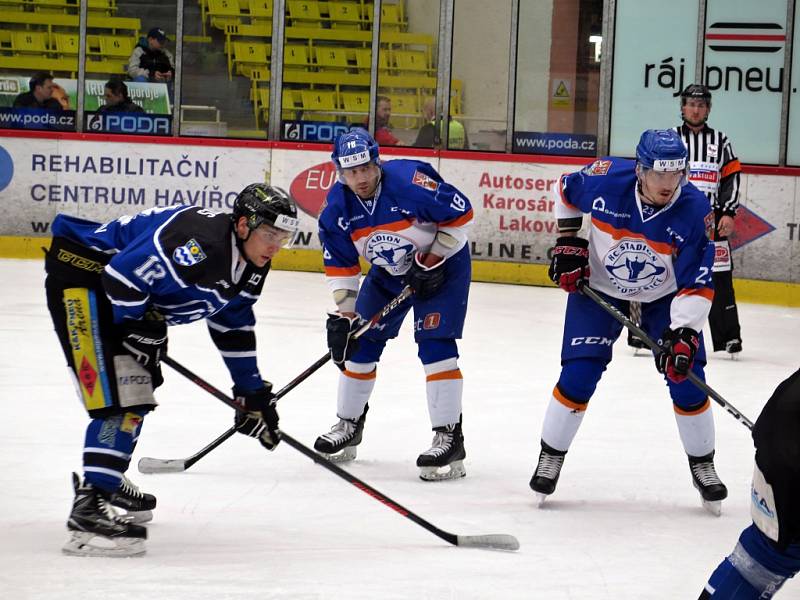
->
556 157 715 332
318 159 473 295
51 206 269 391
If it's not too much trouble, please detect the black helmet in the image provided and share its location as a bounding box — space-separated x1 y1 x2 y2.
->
232 184 299 234
680 84 712 107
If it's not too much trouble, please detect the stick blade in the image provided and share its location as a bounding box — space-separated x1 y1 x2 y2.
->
137 456 187 474
456 533 520 551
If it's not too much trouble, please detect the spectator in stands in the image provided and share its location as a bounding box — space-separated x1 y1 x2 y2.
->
13 72 62 110
361 95 401 146
128 28 175 83
99 78 144 113
414 98 468 149
50 83 71 110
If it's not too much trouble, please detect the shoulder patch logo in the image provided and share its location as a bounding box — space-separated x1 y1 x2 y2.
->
412 169 439 191
704 211 715 240
173 238 207 266
583 159 612 176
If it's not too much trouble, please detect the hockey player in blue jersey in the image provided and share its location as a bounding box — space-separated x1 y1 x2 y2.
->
530 129 728 514
313 128 473 481
44 184 299 556
699 369 800 599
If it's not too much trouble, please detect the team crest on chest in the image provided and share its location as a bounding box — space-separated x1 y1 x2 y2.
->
603 238 668 296
173 239 207 266
364 231 415 274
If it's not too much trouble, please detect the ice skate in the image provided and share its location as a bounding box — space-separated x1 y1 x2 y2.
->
529 442 566 506
314 405 368 463
110 474 157 524
416 421 466 481
688 452 728 516
628 331 647 355
725 339 742 360
63 472 147 557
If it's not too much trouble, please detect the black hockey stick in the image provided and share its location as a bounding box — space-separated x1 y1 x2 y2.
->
138 286 414 474
164 356 520 551
578 282 754 430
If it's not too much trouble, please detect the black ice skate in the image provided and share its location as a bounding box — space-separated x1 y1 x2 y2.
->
627 331 647 354
314 405 368 463
529 441 567 506
110 475 157 524
63 472 147 557
688 452 728 516
725 339 742 359
416 421 466 481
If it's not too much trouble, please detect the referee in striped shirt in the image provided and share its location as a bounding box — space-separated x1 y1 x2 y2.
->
629 84 743 356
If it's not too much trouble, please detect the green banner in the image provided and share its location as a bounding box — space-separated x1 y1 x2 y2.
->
0 75 170 114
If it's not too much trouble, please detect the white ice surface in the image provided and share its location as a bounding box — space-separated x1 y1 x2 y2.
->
1 258 798 599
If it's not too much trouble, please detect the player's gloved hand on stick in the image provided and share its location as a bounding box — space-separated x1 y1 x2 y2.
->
549 237 590 293
233 381 280 450
327 312 360 370
405 253 446 300
120 319 168 387
656 327 700 384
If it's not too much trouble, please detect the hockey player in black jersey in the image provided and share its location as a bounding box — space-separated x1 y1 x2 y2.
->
44 184 299 556
699 369 800 598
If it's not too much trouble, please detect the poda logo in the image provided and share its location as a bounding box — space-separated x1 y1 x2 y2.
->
289 161 337 217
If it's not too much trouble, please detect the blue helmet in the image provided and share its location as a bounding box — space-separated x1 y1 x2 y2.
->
331 128 380 170
636 129 687 172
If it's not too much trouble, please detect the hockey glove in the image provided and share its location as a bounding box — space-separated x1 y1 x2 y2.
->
327 312 360 370
656 327 700 384
233 381 280 450
549 237 590 293
405 253 446 300
120 319 168 387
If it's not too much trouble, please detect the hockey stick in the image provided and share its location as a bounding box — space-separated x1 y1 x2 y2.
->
578 282 754 430
164 356 520 551
138 286 415 474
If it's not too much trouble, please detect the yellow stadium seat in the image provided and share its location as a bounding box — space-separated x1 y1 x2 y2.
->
12 30 47 54
315 45 348 70
328 1 361 29
341 91 368 113
387 93 417 116
99 36 134 59
87 0 115 15
394 49 427 73
208 0 242 31
248 0 272 23
300 88 338 112
353 47 388 72
54 33 80 56
282 88 302 113
232 41 269 78
287 0 322 27
284 44 310 69
450 78 463 115
380 3 403 31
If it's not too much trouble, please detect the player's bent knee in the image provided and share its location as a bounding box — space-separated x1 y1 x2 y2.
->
558 358 606 401
417 338 458 364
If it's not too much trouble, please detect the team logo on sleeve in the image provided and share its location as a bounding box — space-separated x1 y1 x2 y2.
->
365 232 415 275
412 170 440 191
582 159 612 176
603 238 668 295
173 239 207 266
704 212 715 240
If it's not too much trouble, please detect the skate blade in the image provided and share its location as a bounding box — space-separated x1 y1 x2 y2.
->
535 492 549 507
729 353 739 361
418 460 466 482
318 445 357 463
118 509 153 524
702 499 723 517
62 531 146 557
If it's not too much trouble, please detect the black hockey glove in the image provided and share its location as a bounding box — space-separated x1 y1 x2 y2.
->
405 253 446 300
656 327 700 384
233 381 280 450
120 319 168 387
327 312 360 370
549 237 590 293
